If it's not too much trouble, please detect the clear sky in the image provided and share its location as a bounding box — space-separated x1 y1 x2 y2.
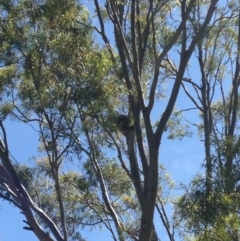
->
0 114 204 240
0 121 111 241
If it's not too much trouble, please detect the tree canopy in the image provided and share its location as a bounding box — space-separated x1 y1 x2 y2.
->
0 0 240 241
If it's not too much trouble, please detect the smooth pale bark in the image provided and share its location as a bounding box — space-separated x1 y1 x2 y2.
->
93 0 219 240
0 124 64 241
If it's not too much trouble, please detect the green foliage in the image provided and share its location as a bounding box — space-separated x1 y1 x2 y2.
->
0 0 121 240
176 175 240 241
176 95 240 240
154 109 192 140
165 110 192 140
0 102 14 119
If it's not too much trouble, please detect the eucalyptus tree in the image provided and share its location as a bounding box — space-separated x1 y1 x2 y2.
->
174 1 240 240
0 0 226 241
0 1 119 241
91 0 219 240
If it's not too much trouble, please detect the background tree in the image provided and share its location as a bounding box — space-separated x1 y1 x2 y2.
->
175 1 240 241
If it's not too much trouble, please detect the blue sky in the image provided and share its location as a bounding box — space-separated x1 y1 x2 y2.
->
0 121 39 241
0 116 204 241
0 121 109 241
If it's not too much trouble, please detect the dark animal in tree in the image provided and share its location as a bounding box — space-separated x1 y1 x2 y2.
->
117 114 134 136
